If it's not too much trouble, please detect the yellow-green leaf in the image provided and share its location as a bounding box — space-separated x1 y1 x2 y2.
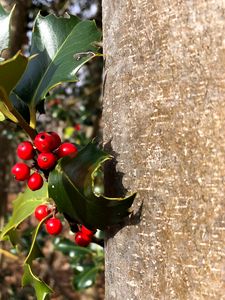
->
0 51 28 95
0 183 49 241
0 111 5 121
0 51 29 122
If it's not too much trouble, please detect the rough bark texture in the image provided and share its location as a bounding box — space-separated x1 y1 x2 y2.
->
102 1 225 299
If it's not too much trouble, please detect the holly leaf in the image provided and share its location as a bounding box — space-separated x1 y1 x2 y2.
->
0 4 15 54
73 266 99 290
48 142 136 230
1 185 51 300
22 264 52 300
24 217 45 265
0 111 5 121
22 212 53 299
0 183 49 241
11 13 101 119
0 51 29 122
54 237 92 256
0 51 28 95
54 237 102 291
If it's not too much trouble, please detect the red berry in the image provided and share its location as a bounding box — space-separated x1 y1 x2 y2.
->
17 141 34 160
11 163 30 181
28 172 44 191
34 132 55 152
75 231 91 247
48 132 61 150
34 204 50 221
81 225 96 237
74 124 81 131
45 218 62 235
37 152 57 170
56 143 78 158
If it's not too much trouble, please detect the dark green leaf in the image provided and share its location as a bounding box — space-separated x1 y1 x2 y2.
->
0 4 14 53
0 183 48 241
48 142 136 230
73 266 99 290
11 13 101 115
22 264 52 300
54 237 92 256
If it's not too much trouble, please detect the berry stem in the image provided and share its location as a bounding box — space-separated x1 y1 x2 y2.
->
29 107 37 129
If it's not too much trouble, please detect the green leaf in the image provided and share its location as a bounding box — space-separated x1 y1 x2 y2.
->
73 266 99 290
0 51 28 95
22 212 53 299
54 237 92 256
22 264 52 300
0 4 15 54
24 210 55 265
48 142 136 230
11 13 101 114
24 218 45 265
0 111 5 121
0 51 29 122
1 184 52 299
53 237 103 290
0 183 48 241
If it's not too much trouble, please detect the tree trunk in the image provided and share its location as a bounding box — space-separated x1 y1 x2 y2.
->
102 1 225 299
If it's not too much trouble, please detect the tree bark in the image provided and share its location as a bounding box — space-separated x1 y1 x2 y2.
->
102 1 225 299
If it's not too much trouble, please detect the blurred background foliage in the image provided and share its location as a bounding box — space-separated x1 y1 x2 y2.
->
0 0 104 299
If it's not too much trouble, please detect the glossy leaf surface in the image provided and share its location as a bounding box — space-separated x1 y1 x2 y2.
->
11 14 101 112
48 142 136 230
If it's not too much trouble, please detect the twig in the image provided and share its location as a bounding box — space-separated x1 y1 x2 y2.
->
0 249 18 260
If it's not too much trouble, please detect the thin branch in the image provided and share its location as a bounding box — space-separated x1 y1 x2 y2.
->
0 249 18 260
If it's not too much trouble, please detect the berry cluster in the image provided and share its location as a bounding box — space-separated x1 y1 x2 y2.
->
34 204 62 235
12 131 95 247
34 204 95 246
11 132 78 191
75 225 96 247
